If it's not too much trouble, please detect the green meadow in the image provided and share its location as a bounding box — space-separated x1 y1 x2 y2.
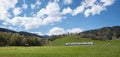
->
0 36 120 57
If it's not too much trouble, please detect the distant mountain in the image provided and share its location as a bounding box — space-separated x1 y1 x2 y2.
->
79 26 120 40
18 31 42 38
0 28 16 33
0 28 42 38
0 28 47 46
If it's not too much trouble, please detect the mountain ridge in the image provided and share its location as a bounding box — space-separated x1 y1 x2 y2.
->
0 28 42 38
79 26 120 40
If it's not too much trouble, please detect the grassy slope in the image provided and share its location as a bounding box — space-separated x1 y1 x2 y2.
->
0 35 120 57
46 35 107 46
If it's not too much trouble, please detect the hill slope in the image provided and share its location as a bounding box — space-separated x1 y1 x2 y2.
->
46 35 108 46
79 26 120 40
0 28 42 38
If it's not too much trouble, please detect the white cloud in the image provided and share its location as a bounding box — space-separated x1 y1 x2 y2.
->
62 7 73 15
42 15 62 25
22 3 28 9
2 21 8 25
100 0 114 6
83 0 97 7
47 27 83 36
84 5 105 17
72 0 114 17
13 7 22 16
92 5 104 16
47 27 65 36
37 2 60 17
22 0 28 9
31 0 41 9
72 5 85 16
37 1 62 25
7 17 42 30
72 0 96 16
0 0 18 20
84 0 114 17
67 28 83 33
3 1 62 30
63 0 72 5
84 9 90 17
0 0 115 31
36 0 41 6
31 4 36 9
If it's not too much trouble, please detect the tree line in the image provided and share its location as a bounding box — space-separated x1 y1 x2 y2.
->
0 32 46 46
0 26 120 46
79 26 120 40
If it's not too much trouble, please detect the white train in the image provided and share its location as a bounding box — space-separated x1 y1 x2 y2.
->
65 42 93 46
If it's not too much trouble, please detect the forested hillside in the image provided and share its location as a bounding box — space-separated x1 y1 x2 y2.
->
0 26 120 46
0 28 46 46
79 26 120 40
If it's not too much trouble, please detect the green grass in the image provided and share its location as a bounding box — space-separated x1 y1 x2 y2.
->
0 35 120 57
46 35 107 46
46 35 90 46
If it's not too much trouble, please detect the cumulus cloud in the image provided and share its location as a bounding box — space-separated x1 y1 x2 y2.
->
72 5 85 16
63 0 114 17
47 27 65 36
3 1 62 30
63 0 72 5
0 0 115 31
47 27 83 36
31 0 41 9
13 7 22 16
83 0 114 17
83 0 96 7
62 7 73 15
67 28 83 33
31 4 36 9
72 0 97 16
22 0 28 10
22 3 28 9
0 0 18 20
7 17 42 30
100 0 114 7
36 0 41 6
37 2 60 17
37 1 62 25
84 5 105 17
72 0 114 17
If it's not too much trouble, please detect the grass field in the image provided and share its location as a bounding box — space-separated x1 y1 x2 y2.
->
46 35 110 46
0 36 120 57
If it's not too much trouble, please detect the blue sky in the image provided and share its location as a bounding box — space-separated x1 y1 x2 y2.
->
0 0 120 35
